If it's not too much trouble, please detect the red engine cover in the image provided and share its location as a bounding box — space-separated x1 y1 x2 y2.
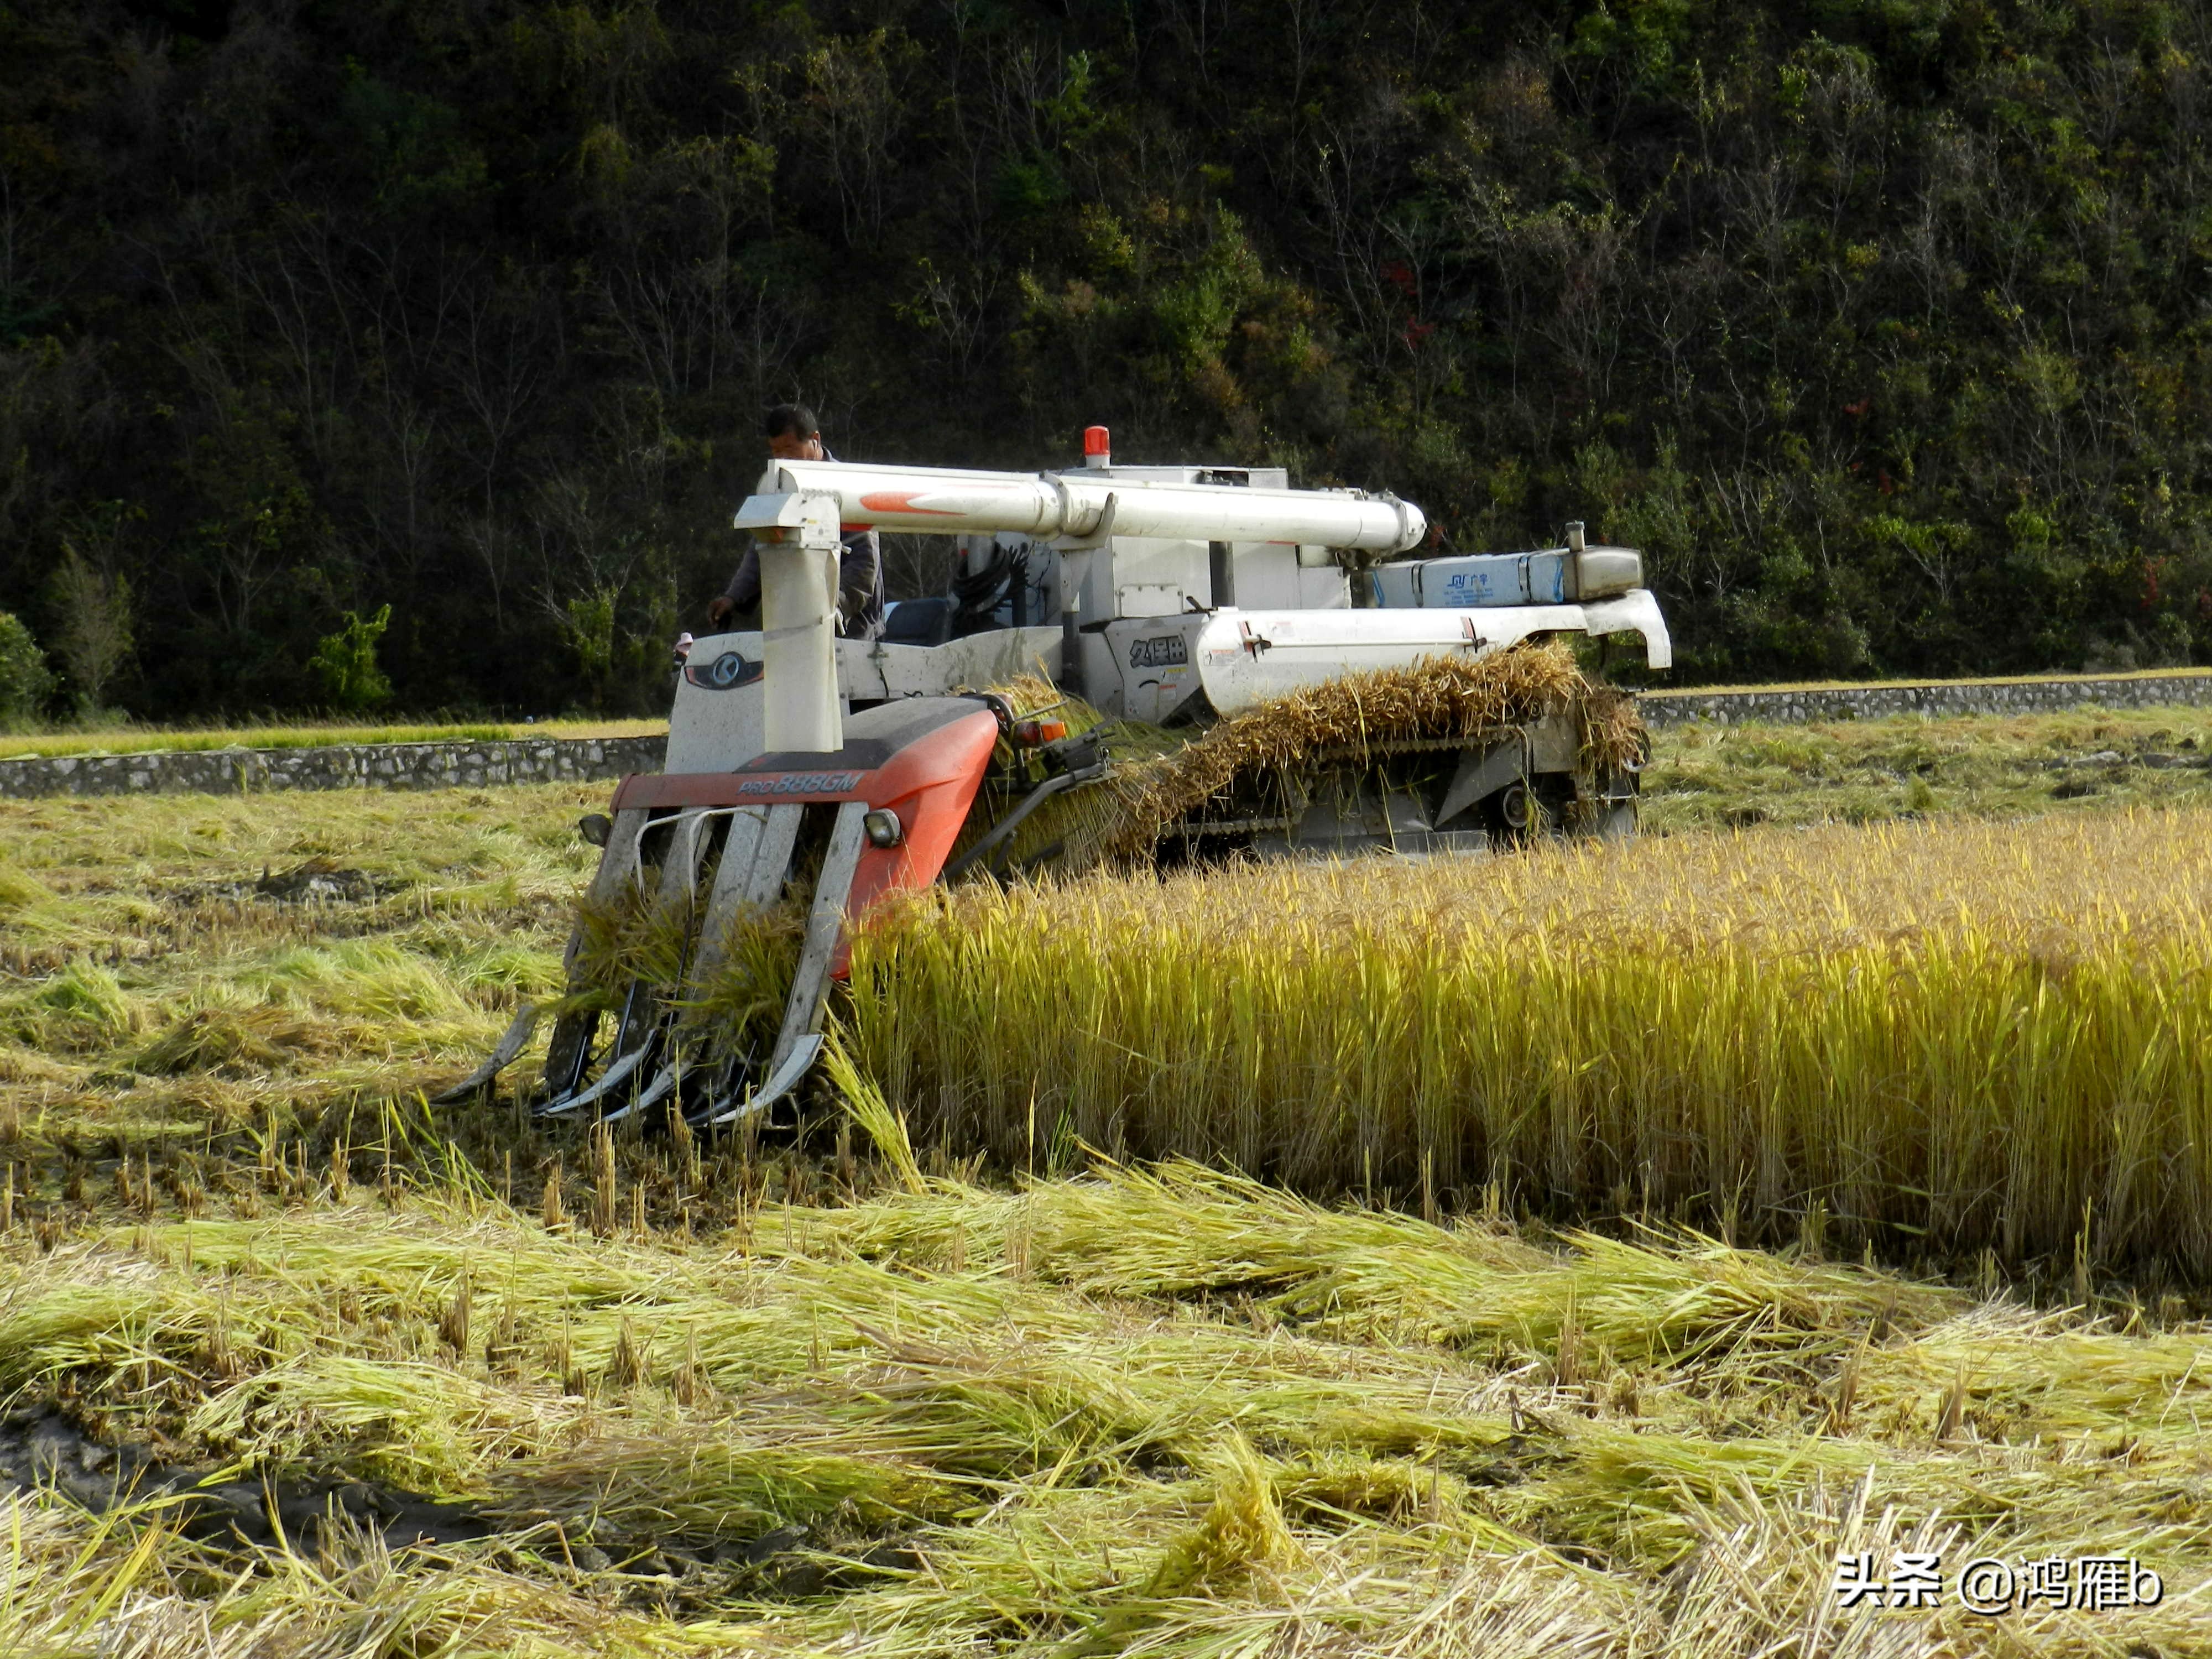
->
610 702 1002 973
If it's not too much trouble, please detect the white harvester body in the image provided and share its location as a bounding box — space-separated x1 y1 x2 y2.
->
668 440 1670 776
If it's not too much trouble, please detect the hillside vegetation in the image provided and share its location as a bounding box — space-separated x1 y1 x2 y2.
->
4 0 2212 717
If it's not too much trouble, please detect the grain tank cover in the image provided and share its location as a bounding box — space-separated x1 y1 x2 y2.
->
1372 545 1645 608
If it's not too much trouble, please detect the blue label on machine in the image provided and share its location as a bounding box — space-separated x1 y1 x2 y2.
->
1430 562 1520 606
1372 550 1574 608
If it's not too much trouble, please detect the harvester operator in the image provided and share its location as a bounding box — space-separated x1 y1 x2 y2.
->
708 404 885 640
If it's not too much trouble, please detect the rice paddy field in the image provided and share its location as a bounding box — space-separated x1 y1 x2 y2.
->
1644 702 2212 832
4 707 2212 1655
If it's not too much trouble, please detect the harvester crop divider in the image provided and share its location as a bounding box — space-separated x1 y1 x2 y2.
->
539 1036 650 1117
691 804 805 985
597 1054 679 1125
512 805 653 1108
709 1034 825 1130
650 803 806 1124
556 802 820 1124
654 810 713 907
429 1000 544 1105
769 799 870 1070
549 808 649 988
702 800 869 1126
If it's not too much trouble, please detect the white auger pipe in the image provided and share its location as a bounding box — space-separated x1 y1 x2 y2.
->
734 489 845 754
764 458 1426 552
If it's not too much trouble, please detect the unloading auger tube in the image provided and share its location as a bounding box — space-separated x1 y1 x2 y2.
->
440 442 1658 1124
761 456 1427 549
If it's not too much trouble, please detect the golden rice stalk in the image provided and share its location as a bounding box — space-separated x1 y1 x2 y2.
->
822 1025 925 1196
129 1005 331 1078
847 807 2212 1267
1142 1432 1301 1598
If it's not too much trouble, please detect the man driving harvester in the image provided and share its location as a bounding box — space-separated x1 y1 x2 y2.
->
709 404 885 639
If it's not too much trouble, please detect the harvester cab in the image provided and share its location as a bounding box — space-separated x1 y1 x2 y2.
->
445 430 1671 1124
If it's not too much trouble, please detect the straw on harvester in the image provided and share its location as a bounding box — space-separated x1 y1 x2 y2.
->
997 640 1643 873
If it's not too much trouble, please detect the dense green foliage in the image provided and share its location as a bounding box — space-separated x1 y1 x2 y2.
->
307 603 395 711
2 0 2210 713
0 612 54 721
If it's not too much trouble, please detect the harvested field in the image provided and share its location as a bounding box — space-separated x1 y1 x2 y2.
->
1645 704 2212 831
7 1157 2212 1656
1 758 2209 1653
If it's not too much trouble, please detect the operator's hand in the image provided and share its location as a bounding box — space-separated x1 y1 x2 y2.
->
707 596 734 627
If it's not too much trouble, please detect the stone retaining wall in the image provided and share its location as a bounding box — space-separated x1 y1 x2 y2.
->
7 671 2212 798
0 735 667 800
1637 671 2212 728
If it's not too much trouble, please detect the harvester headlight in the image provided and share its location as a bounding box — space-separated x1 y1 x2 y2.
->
863 808 904 848
578 813 613 848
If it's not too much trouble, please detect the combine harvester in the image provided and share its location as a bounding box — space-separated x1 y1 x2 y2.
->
449 429 1671 1123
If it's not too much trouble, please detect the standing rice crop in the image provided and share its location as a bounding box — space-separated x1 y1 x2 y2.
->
846 806 2212 1270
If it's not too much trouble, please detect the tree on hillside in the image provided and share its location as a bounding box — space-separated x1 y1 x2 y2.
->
44 542 134 715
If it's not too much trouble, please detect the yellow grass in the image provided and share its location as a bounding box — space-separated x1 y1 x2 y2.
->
1660 664 2212 696
848 806 2212 1270
0 717 664 761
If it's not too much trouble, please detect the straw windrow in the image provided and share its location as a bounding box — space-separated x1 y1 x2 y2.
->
5 1169 2212 1653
